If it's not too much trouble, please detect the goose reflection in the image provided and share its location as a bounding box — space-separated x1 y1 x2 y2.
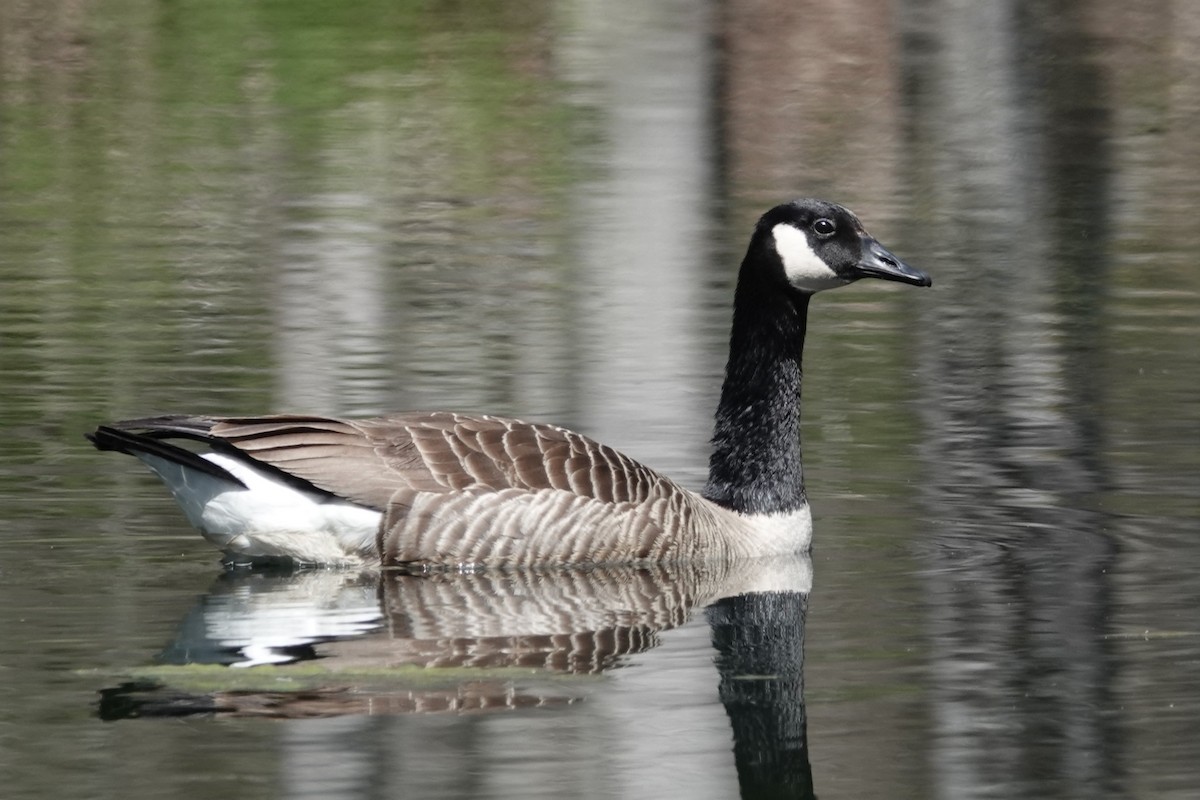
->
709 589 814 800
100 557 814 797
155 568 384 668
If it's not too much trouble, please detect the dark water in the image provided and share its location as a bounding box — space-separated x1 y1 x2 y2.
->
2 1 1198 798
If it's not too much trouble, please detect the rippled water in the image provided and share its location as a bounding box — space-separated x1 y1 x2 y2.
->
1 1 1198 798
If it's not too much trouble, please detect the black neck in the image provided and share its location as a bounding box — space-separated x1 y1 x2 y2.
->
703 262 810 515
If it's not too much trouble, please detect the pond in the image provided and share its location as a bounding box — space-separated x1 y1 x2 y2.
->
1 1 1198 798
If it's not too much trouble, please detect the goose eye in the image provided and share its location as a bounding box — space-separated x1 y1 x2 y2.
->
813 218 836 237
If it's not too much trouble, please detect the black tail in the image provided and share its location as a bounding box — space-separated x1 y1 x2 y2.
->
86 423 248 488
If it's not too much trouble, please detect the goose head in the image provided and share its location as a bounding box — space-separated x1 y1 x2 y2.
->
755 198 932 293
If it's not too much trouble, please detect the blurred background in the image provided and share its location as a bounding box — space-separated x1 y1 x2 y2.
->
1 0 1197 798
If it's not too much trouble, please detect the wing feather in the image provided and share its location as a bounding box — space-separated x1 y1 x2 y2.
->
115 412 686 516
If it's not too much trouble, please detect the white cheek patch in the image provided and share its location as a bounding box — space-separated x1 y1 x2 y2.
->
772 223 846 292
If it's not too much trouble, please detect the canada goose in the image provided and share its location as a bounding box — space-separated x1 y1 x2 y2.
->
88 198 931 570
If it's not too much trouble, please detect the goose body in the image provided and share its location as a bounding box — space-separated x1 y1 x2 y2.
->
88 199 931 569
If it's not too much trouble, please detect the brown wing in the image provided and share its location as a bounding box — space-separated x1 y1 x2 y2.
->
199 411 674 512
100 413 732 568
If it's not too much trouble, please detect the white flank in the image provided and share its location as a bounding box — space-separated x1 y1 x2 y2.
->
772 223 845 292
132 451 382 564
